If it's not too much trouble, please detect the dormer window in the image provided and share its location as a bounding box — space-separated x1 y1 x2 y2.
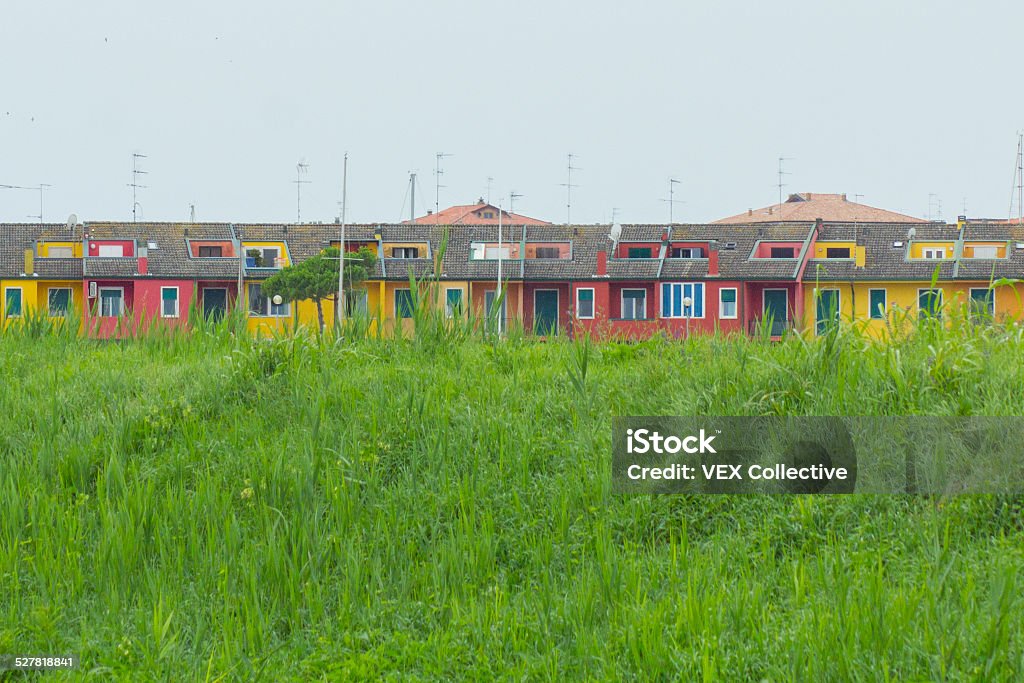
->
534 247 560 259
482 211 495 219
825 247 851 258
48 247 73 258
199 245 223 257
922 248 945 259
391 247 420 258
627 247 653 259
671 247 703 258
770 246 795 258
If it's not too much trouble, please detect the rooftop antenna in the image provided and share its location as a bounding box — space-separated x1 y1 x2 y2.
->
611 207 621 224
189 203 196 222
1010 132 1024 224
660 178 683 225
293 160 310 223
409 172 416 221
434 152 452 223
2 183 52 223
128 152 147 223
852 193 864 226
927 194 942 222
486 176 494 204
560 153 580 224
777 157 792 219
509 190 523 216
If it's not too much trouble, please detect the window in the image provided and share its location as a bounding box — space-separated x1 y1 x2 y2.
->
395 289 414 318
391 247 420 259
868 289 887 320
671 247 703 258
445 288 463 318
346 289 368 316
161 287 179 318
246 247 280 267
621 289 646 320
660 282 705 318
627 247 653 259
576 288 595 319
48 288 71 317
918 288 943 319
826 247 851 258
48 246 73 258
770 246 795 258
4 288 22 317
98 288 124 317
815 289 841 335
969 288 994 320
482 211 494 219
534 247 561 259
484 290 506 330
970 246 999 259
198 245 223 257
247 284 289 317
719 288 737 319
97 244 124 257
922 248 946 259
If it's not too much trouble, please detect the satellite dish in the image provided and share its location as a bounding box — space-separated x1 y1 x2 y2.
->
907 227 917 240
67 213 78 230
609 222 622 243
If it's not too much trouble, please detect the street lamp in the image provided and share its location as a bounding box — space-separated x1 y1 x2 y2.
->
683 295 693 339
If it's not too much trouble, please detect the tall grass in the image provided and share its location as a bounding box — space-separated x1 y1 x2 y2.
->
0 314 1023 680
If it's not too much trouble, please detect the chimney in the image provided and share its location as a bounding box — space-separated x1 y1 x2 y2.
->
806 192 812 200
768 206 774 215
597 249 607 275
23 248 33 276
747 208 753 216
708 248 719 276
841 193 847 201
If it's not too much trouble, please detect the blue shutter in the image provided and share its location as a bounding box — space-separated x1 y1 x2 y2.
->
694 284 704 318
661 283 671 318
671 284 682 317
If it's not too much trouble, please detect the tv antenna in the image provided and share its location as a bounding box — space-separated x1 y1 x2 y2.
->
434 152 452 222
128 152 147 223
509 190 524 216
1 183 51 223
486 176 494 204
560 153 580 224
777 156 792 218
927 193 942 222
611 207 621 224
189 203 196 222
1009 132 1023 224
409 172 416 221
293 160 310 223
660 178 683 225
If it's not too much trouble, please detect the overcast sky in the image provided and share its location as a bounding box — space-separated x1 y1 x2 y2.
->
2 1 1022 225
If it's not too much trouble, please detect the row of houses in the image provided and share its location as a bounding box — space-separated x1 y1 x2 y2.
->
1 216 1022 339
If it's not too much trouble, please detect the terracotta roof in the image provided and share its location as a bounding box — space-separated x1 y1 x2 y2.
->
406 200 550 226
715 193 926 225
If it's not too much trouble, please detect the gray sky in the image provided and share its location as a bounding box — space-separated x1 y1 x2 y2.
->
2 0 1022 225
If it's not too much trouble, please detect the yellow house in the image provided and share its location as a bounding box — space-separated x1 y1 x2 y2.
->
2 238 84 328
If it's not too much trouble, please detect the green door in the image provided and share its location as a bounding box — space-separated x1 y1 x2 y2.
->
815 289 840 335
763 290 788 335
203 288 228 321
534 290 559 336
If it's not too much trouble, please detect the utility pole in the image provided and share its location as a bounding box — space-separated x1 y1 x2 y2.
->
294 160 310 223
128 152 147 223
560 153 580 224
336 153 348 329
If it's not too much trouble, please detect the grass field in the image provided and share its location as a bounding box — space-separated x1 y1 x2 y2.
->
1 314 1023 681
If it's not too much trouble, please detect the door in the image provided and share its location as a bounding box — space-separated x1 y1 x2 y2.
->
762 289 788 335
534 290 559 336
203 288 228 321
815 289 840 335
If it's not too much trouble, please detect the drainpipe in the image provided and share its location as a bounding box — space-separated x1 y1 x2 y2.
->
793 218 822 332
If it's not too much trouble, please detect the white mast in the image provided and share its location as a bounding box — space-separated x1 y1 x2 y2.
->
336 153 348 329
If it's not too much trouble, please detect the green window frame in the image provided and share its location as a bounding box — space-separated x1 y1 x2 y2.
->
719 288 737 319
444 288 463 318
395 289 414 319
4 288 22 317
918 288 943 319
969 288 994 320
627 247 652 259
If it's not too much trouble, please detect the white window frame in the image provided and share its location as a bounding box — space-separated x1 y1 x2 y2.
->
484 289 507 325
160 286 180 318
4 286 23 318
719 287 738 319
48 287 72 317
922 248 946 259
98 287 125 317
575 287 595 319
969 287 995 317
394 288 414 319
444 287 464 318
47 246 74 258
660 282 705 319
620 288 647 320
97 244 125 258
917 288 943 318
346 289 369 316
247 283 290 318
868 288 887 320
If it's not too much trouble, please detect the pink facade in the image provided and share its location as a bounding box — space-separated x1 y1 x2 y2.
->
84 279 195 338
